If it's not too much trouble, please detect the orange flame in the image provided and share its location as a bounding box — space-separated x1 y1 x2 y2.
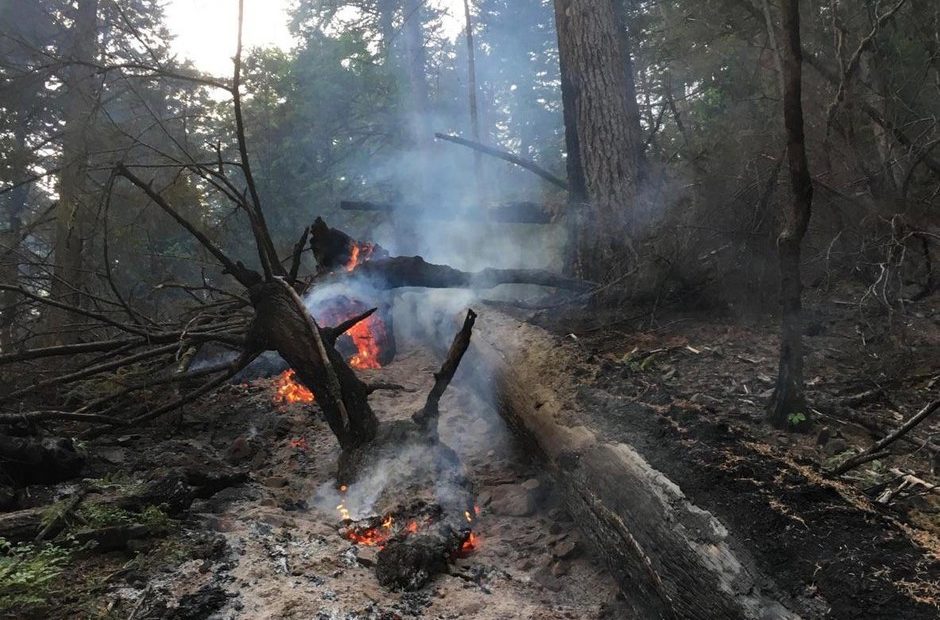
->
274 369 315 404
347 314 386 369
460 532 479 554
341 516 423 548
345 242 376 272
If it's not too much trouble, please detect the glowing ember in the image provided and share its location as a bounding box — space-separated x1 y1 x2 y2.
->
274 369 315 404
343 514 403 547
289 436 309 451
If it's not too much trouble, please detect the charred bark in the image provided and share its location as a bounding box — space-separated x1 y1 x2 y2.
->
467 310 799 618
333 256 591 292
310 219 590 292
310 216 390 272
769 0 814 430
412 309 477 435
248 280 378 450
376 527 469 591
0 435 84 486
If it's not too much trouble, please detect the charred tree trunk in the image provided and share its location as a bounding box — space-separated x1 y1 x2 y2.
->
768 0 814 430
50 0 99 341
553 0 643 280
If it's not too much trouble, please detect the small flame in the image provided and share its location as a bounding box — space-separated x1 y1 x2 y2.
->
347 314 386 369
274 370 315 404
345 242 375 272
460 532 479 555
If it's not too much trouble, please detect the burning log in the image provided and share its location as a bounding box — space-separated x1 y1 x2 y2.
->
340 200 555 224
310 218 590 292
375 527 469 591
310 216 389 273
335 256 591 292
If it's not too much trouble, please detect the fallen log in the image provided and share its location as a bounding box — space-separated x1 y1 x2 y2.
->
310 218 588 292
0 435 85 486
464 310 939 619
330 256 591 292
340 200 555 224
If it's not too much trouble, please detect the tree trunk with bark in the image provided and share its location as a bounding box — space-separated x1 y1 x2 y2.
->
769 0 814 430
1 119 28 352
50 0 99 341
553 0 643 280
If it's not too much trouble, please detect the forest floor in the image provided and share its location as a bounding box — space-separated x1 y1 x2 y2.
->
525 285 940 617
3 286 938 619
4 348 628 619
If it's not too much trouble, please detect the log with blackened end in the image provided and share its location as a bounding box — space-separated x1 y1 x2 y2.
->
376 524 472 591
309 216 389 272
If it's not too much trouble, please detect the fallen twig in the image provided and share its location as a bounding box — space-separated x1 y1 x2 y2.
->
828 397 940 476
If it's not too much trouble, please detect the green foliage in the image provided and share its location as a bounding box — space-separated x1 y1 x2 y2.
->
621 349 660 373
138 506 171 529
0 537 71 610
786 412 807 427
77 503 136 528
75 503 170 530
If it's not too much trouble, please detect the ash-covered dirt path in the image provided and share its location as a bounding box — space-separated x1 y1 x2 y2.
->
58 347 627 619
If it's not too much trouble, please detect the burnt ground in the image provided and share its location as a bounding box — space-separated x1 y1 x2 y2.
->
528 285 940 618
2 348 628 619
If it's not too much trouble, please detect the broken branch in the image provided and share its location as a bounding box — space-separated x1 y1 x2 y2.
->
434 133 569 191
412 309 477 434
829 397 940 476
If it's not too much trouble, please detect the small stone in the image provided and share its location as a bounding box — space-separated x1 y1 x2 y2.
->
521 478 541 491
551 560 570 577
97 447 126 464
264 476 289 488
553 539 580 560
